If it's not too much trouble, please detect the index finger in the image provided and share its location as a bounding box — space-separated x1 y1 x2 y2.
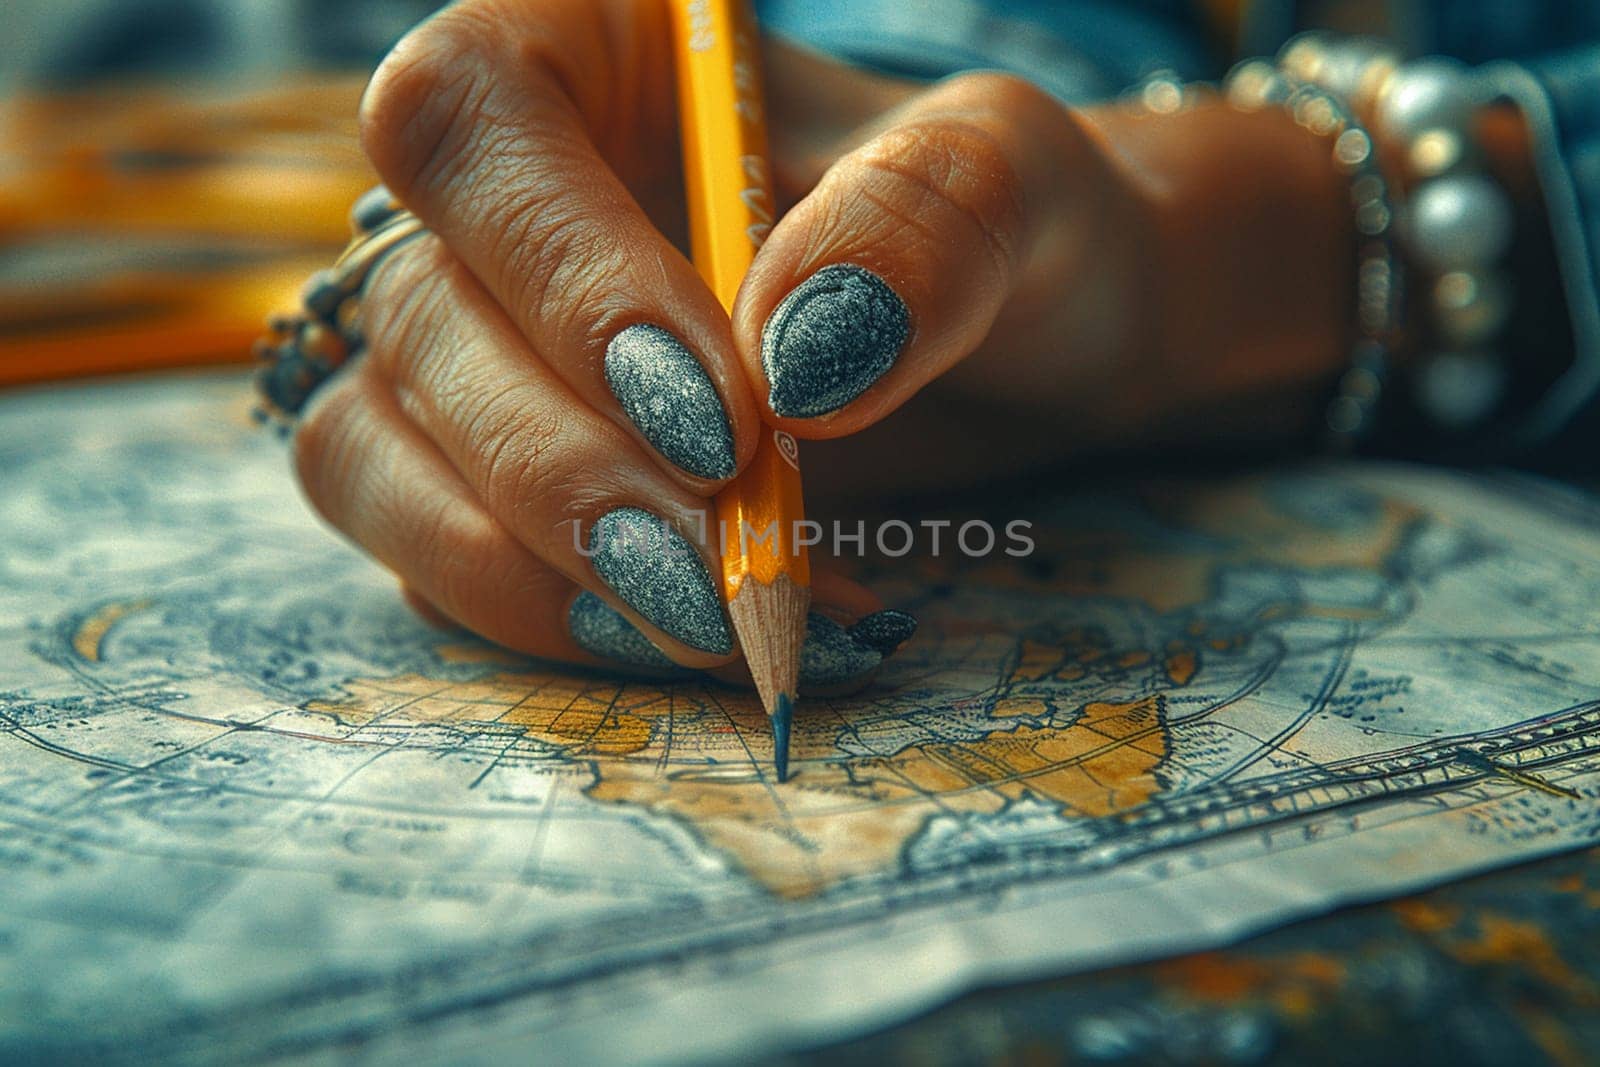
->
360 0 759 485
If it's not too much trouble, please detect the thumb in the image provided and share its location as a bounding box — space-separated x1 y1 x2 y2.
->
732 72 1086 437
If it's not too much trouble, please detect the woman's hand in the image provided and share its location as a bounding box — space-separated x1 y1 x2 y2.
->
292 0 1353 674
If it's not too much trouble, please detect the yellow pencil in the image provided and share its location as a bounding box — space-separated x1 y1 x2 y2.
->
668 0 810 781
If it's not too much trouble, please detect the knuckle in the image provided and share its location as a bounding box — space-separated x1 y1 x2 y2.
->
493 176 629 350
466 389 585 535
387 479 532 640
361 239 453 386
946 70 1061 123
290 378 364 526
851 117 1027 276
404 493 486 610
437 543 559 649
484 407 631 549
942 70 1096 187
359 9 499 197
450 550 536 638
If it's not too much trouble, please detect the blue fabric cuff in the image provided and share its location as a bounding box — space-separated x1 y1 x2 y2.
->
1481 51 1600 447
753 0 1213 104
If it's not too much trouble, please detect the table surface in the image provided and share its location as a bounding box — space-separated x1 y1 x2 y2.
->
781 844 1600 1066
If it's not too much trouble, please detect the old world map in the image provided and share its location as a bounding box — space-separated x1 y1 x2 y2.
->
2 375 1599 1063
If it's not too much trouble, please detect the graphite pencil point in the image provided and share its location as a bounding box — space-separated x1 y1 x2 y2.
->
772 692 793 783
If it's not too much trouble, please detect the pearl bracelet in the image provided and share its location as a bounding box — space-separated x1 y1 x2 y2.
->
1278 34 1516 433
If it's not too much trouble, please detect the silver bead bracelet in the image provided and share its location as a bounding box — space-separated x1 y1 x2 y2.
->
1277 33 1517 434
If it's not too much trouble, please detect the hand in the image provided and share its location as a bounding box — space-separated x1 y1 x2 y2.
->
292 0 1353 677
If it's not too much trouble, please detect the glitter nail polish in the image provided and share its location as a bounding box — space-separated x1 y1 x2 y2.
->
798 612 884 686
762 264 910 419
847 609 918 654
567 591 681 669
588 507 733 655
605 324 736 480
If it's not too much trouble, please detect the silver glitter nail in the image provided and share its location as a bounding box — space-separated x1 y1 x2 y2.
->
605 324 736 479
847 609 918 654
762 264 910 419
799 612 882 686
567 591 681 670
588 507 733 654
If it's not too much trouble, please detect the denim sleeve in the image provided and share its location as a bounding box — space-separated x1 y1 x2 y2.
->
1481 48 1600 456
753 0 1216 105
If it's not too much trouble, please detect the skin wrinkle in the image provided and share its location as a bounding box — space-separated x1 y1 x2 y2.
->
789 185 855 283
362 241 457 384
293 381 366 536
505 18 684 253
850 120 1027 281
468 383 567 520
406 325 575 525
549 259 640 377
364 242 658 552
314 360 581 659
365 31 494 204
857 183 950 250
376 18 633 337
369 265 541 493
404 493 485 619
428 104 525 216
493 176 618 335
484 394 643 536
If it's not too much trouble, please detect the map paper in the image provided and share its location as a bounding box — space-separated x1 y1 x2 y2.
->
2 375 1599 1064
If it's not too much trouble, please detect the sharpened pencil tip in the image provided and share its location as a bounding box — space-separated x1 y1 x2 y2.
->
772 692 793 783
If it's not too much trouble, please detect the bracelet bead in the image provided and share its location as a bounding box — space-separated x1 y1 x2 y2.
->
1161 34 1522 445
1406 174 1514 270
1432 270 1512 348
1375 57 1475 141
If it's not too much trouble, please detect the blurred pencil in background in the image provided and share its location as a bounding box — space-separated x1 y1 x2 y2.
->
0 77 374 386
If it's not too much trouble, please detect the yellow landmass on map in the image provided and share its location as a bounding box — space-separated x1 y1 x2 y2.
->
71 599 151 662
915 696 1167 817
305 663 1174 898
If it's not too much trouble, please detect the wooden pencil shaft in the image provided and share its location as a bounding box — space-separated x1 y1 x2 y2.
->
727 572 808 714
669 0 811 606
668 0 775 311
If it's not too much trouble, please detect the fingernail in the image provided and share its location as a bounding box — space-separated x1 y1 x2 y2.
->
605 324 736 479
567 591 682 670
762 264 910 418
847 609 918 653
588 507 733 654
799 608 918 687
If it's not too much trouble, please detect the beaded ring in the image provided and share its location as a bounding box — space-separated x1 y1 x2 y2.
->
252 186 426 432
